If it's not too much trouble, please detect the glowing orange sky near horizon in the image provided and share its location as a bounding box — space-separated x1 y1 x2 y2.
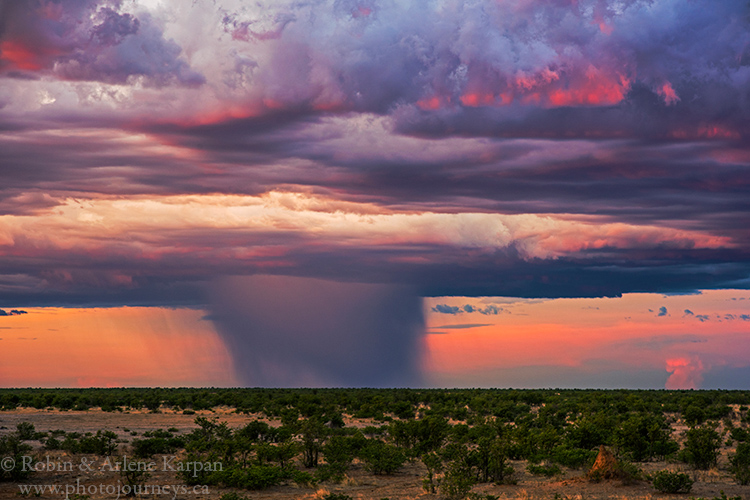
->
0 290 748 389
0 307 236 388
423 290 750 389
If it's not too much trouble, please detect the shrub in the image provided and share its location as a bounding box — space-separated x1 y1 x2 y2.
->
219 493 250 500
550 446 597 468
614 413 678 461
440 458 476 500
614 460 642 485
131 436 184 458
468 437 514 484
651 470 693 493
79 430 118 456
219 464 286 490
290 468 317 488
730 442 750 485
421 451 444 494
115 456 150 497
300 419 325 468
690 492 741 500
681 426 720 470
322 494 352 500
319 435 357 481
16 422 35 441
359 440 407 475
0 434 33 481
43 436 62 450
683 405 706 426
527 463 562 477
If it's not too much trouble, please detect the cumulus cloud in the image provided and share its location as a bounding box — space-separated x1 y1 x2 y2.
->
665 357 705 390
657 306 668 317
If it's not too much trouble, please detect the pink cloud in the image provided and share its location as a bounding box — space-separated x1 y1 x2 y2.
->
665 357 705 389
657 82 680 106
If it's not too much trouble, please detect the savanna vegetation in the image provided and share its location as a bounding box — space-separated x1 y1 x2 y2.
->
0 388 749 499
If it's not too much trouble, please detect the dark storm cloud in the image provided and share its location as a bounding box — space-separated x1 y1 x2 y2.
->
133 116 750 244
0 0 747 309
206 0 750 140
0 0 203 86
208 275 424 387
1 220 749 307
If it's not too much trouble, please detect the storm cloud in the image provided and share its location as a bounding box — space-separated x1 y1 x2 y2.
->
207 275 424 387
0 0 748 305
0 0 204 86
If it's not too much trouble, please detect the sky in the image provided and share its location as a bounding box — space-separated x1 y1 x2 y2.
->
0 0 748 389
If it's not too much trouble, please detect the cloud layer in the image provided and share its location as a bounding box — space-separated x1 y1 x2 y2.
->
0 0 748 307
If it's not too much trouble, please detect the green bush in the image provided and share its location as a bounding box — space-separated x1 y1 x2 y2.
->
468 437 514 484
614 413 678 461
318 435 357 481
421 451 444 494
550 446 597 469
527 463 562 477
730 442 750 485
683 405 706 426
651 470 693 493
690 491 741 500
16 422 35 441
43 436 61 450
219 464 286 490
681 426 720 470
0 434 33 481
290 468 317 488
440 458 476 500
322 493 352 500
219 493 250 500
79 430 118 456
359 440 406 475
